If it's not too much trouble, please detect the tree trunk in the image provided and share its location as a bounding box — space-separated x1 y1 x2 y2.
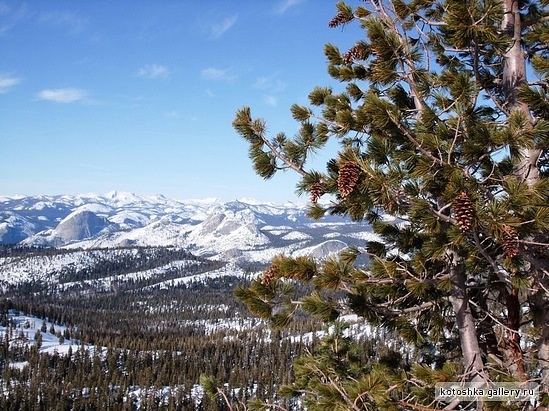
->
447 249 488 385
540 325 549 390
502 0 549 389
501 289 527 380
532 283 549 396
502 0 541 186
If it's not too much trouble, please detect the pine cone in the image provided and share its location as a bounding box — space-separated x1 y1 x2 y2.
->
261 265 277 285
328 12 353 28
453 192 475 232
338 161 361 197
501 225 519 258
343 44 367 63
309 181 324 204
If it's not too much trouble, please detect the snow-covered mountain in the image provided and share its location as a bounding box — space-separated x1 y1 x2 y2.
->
0 191 377 263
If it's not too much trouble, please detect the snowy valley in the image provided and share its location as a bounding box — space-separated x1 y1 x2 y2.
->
0 192 378 410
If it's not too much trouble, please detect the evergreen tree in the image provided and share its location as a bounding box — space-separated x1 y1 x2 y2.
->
233 0 549 409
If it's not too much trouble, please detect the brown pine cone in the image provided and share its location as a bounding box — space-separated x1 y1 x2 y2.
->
328 12 353 28
501 225 519 258
453 192 475 232
261 265 277 285
337 161 361 197
309 181 324 204
343 44 367 63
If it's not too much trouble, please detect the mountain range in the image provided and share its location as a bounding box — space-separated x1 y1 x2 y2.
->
0 191 377 263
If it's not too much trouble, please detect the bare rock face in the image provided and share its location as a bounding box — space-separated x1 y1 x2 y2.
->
0 192 380 262
305 240 348 259
54 210 111 243
0 215 36 244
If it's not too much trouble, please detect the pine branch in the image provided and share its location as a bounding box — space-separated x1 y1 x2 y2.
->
395 301 436 315
472 231 512 284
386 110 446 166
310 113 358 135
383 6 428 112
254 127 308 178
447 116 463 164
313 365 363 411
397 400 442 411
233 108 307 177
427 203 455 225
411 15 447 27
467 298 531 338
253 403 289 411
522 13 549 29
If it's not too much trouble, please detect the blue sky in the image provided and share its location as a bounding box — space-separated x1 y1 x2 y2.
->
1 1 359 203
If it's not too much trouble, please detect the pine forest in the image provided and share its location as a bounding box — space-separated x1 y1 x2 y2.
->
2 0 549 410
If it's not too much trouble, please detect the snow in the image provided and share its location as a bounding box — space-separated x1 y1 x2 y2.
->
0 310 88 367
293 240 348 258
281 231 312 241
108 210 150 226
1 192 373 265
0 248 177 288
347 231 382 241
59 259 198 291
190 384 205 409
144 263 247 290
29 201 56 211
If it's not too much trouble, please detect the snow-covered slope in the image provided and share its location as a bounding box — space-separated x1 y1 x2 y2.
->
0 191 376 262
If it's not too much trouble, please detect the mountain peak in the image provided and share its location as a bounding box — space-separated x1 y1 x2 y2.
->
0 192 375 263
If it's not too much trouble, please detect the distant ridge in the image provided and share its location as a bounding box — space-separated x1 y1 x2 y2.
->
0 191 378 263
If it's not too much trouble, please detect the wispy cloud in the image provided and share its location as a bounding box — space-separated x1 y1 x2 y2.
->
263 96 278 106
0 74 21 93
253 75 286 92
274 0 306 14
165 110 183 119
38 10 87 34
201 67 234 82
254 74 285 106
137 64 170 79
36 88 87 104
210 14 237 39
0 3 30 35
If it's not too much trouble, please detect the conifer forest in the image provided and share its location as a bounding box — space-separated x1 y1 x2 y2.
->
0 246 331 410
2 0 549 410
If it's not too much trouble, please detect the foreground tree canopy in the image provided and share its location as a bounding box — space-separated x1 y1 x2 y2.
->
233 0 549 410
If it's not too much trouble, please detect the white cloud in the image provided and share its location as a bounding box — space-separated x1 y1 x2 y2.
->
138 64 170 79
254 77 270 90
201 67 232 82
253 75 286 92
0 3 29 35
210 14 237 39
0 4 10 15
38 11 87 34
0 74 21 93
275 0 306 14
264 95 278 106
165 111 181 119
36 88 87 104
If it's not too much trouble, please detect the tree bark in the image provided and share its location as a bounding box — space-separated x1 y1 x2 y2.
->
502 0 541 186
501 289 528 380
447 249 488 386
502 0 549 390
531 282 549 397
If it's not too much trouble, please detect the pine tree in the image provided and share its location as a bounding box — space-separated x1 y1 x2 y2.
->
233 1 549 409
